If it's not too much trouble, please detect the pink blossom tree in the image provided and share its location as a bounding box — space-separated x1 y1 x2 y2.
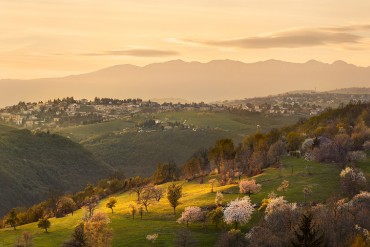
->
239 179 262 196
177 206 203 227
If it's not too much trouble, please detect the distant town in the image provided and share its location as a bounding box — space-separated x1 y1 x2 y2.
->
1 91 370 130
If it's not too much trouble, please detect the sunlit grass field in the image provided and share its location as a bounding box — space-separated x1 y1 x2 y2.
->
0 157 343 246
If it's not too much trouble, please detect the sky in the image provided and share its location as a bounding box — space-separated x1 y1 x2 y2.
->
1 0 370 79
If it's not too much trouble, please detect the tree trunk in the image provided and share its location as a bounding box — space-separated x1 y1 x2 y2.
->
235 221 238 229
111 208 114 214
173 207 176 215
45 228 48 233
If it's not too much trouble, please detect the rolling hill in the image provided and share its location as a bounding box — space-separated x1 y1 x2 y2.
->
55 111 299 176
0 157 345 246
0 124 114 216
1 59 370 107
327 87 370 94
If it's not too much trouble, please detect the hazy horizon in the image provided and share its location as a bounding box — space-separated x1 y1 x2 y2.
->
1 58 370 107
1 0 370 79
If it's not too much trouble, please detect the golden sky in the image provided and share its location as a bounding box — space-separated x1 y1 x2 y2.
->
1 0 370 79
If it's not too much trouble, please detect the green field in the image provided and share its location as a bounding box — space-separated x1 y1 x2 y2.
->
155 111 297 136
0 157 344 247
56 111 298 142
55 118 135 142
54 111 299 176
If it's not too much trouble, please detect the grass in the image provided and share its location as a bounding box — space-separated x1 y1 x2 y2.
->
54 111 298 176
0 157 344 247
155 111 298 137
55 118 135 142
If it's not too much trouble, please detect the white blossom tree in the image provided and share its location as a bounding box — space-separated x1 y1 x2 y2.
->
223 196 255 229
239 179 261 196
340 167 367 197
177 206 203 227
265 196 297 216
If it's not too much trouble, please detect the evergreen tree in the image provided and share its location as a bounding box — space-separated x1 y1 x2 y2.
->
62 223 87 247
291 213 325 247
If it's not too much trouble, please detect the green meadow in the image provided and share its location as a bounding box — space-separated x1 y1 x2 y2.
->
54 111 299 176
0 157 344 247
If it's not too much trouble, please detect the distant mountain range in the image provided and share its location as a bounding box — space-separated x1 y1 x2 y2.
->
1 59 370 107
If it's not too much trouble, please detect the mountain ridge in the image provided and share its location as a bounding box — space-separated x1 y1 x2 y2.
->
1 59 370 107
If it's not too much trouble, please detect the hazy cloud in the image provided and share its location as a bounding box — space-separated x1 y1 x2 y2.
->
321 24 370 32
183 24 370 49
83 49 179 57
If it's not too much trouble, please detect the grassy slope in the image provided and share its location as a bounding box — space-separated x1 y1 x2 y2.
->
55 112 298 176
155 111 294 135
0 157 344 246
0 125 114 216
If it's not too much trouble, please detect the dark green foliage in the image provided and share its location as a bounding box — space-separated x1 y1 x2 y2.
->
208 206 224 228
210 139 235 161
191 147 210 173
37 218 51 233
291 213 325 247
4 208 19 230
0 124 113 216
167 183 182 215
287 131 305 151
182 158 201 180
209 139 235 173
152 162 180 184
62 223 87 247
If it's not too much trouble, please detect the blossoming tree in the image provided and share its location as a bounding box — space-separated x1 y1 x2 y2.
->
239 179 262 196
177 206 203 227
223 196 255 229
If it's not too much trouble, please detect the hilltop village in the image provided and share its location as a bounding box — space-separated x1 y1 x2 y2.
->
1 92 369 130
